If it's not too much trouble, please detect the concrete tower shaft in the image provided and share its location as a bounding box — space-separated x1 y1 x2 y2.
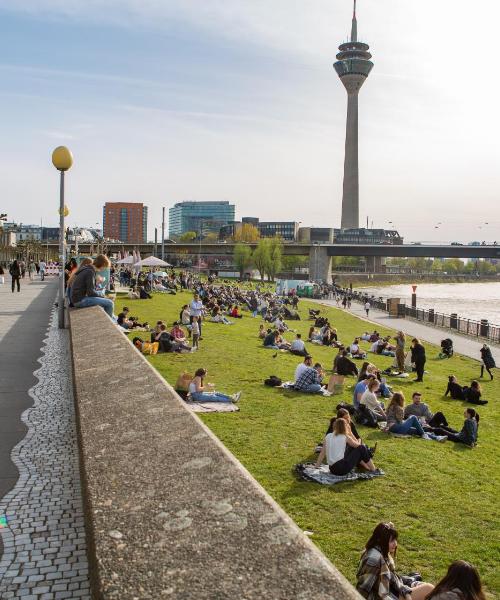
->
334 0 373 230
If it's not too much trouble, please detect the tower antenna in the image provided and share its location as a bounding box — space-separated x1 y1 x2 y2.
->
351 0 358 42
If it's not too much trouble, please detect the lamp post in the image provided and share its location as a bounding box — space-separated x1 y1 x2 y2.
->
52 146 73 329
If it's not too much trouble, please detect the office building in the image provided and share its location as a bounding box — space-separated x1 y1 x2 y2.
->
169 201 235 238
219 218 299 241
103 202 148 243
334 0 373 229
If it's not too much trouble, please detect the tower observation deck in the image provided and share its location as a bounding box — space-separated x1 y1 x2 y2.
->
334 0 373 229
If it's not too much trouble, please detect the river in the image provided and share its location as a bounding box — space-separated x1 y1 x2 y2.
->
356 282 500 325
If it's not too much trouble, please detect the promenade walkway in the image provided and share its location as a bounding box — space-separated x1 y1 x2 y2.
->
314 298 500 365
0 278 90 599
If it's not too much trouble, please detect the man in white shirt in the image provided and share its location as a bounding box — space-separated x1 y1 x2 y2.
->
189 293 204 338
290 333 308 357
294 355 313 383
364 301 371 317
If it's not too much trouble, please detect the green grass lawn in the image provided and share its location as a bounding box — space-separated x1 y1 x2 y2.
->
122 291 499 595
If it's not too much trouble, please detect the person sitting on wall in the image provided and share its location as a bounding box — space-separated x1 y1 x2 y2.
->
70 254 114 318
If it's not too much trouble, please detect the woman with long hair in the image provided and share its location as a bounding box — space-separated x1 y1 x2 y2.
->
357 522 434 600
432 408 480 447
386 392 442 440
314 418 381 476
426 561 486 600
479 344 495 380
188 368 241 403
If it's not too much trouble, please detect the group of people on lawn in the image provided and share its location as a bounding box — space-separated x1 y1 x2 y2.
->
68 271 492 599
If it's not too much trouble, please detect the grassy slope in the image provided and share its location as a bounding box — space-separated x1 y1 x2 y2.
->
123 291 499 595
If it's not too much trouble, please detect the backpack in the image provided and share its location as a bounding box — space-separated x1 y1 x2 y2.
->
355 404 378 428
264 375 282 387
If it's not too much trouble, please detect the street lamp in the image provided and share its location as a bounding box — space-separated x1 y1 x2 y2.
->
52 146 73 329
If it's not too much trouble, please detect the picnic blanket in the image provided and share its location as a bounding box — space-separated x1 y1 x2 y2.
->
295 463 385 485
185 401 239 413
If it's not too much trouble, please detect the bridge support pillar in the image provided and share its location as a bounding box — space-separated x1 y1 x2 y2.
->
309 246 332 283
365 255 386 273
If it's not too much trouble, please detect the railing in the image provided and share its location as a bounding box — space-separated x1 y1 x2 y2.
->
332 286 500 345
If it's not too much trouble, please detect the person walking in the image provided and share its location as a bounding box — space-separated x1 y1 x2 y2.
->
9 259 21 293
39 259 46 281
479 344 495 380
28 260 36 280
364 301 371 317
411 338 426 382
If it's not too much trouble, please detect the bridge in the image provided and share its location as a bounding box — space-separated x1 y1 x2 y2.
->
45 241 500 282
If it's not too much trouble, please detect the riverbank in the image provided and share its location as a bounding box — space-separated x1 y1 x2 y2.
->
334 274 499 287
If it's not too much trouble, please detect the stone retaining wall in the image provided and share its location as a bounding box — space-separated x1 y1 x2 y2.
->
69 306 360 599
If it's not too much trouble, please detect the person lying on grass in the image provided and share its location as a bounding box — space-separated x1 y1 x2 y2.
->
188 368 241 403
314 417 381 476
444 376 488 405
356 522 434 600
386 392 447 442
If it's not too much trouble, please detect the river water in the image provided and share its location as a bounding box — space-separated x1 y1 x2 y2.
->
357 282 500 325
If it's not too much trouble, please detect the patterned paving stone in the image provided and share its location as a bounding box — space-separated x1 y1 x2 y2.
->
0 308 91 598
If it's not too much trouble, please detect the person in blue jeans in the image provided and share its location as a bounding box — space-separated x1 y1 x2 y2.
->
386 392 446 441
70 254 114 318
188 368 241 403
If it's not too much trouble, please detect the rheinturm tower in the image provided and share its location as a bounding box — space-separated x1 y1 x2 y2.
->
334 0 373 229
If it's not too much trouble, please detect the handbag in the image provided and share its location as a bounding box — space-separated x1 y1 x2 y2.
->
175 372 193 392
327 374 345 394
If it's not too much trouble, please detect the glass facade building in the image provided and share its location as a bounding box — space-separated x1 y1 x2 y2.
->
169 201 235 238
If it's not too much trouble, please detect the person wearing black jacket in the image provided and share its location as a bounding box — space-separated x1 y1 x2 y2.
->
444 375 466 400
9 260 21 293
335 350 359 377
480 344 495 380
411 338 426 382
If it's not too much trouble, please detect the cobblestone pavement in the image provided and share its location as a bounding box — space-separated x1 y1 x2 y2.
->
0 306 91 599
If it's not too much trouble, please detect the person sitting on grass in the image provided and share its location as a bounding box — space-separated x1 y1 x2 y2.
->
360 379 386 422
170 322 187 343
290 333 308 357
188 368 241 403
386 392 447 441
117 307 132 329
336 350 359 377
352 374 375 410
308 326 323 343
431 408 480 447
294 362 325 394
350 338 367 359
444 375 466 400
314 418 381 476
426 560 486 600
258 324 267 339
294 355 313 383
211 305 233 325
403 392 450 430
230 305 243 318
463 380 488 405
356 522 434 600
128 286 140 300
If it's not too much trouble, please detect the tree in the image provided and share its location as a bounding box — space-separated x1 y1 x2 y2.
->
233 223 260 243
252 238 271 281
179 231 197 242
266 237 283 282
203 232 218 243
233 243 253 278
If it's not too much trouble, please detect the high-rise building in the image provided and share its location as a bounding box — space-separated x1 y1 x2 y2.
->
334 0 373 229
103 202 148 243
169 201 235 238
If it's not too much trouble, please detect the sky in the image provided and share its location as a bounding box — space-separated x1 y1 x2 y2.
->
0 0 499 243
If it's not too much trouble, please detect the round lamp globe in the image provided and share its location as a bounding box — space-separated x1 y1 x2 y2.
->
52 146 73 171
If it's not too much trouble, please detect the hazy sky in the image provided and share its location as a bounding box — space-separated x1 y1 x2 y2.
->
0 0 499 242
